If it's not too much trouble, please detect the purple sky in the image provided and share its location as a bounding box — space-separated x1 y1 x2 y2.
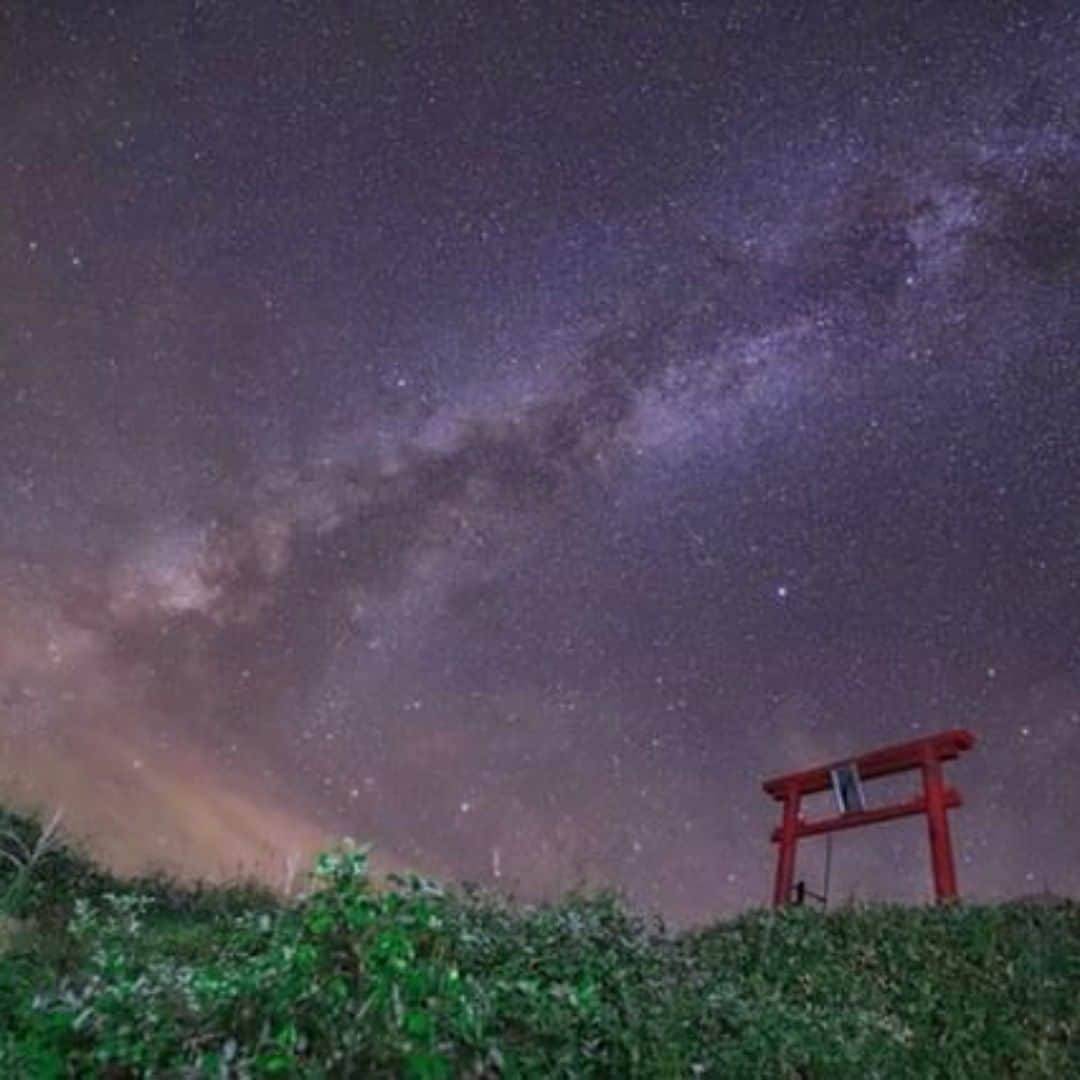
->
2 0 1078 925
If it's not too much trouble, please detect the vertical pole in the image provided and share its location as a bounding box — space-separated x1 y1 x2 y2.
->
822 831 833 911
921 748 958 902
773 787 802 907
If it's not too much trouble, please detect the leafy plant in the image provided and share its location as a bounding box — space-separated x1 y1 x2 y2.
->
0 803 1077 1078
0 806 64 914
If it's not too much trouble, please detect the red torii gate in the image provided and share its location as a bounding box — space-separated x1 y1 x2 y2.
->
763 728 975 908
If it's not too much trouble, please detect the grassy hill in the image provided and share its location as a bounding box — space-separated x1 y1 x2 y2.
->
1 806 1077 1078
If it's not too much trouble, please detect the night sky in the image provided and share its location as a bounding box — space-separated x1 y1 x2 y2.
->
2 1 1078 927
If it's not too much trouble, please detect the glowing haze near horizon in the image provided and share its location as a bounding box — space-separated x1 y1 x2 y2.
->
2 1 1079 926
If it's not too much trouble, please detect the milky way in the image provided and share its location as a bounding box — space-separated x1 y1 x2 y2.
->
2 1 1079 924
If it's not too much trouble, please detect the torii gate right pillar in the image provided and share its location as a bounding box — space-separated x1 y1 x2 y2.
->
921 743 960 901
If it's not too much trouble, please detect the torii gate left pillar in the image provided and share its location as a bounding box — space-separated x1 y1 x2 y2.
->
763 729 975 908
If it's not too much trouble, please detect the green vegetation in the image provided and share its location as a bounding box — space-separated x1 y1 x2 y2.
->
1 806 1077 1078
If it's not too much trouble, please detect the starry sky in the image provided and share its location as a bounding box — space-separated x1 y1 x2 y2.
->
2 1 1078 926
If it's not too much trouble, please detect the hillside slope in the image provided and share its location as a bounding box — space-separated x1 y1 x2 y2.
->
2 806 1077 1078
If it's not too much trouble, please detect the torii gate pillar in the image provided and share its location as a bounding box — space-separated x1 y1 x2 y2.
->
763 729 975 907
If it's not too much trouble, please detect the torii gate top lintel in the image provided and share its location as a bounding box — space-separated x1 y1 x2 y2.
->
762 728 975 800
